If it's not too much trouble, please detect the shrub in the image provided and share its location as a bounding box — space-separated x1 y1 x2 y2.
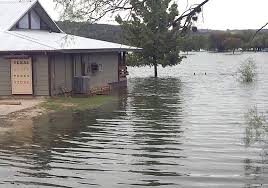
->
238 58 257 83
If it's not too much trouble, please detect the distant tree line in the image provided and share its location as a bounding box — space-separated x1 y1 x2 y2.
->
58 21 268 55
180 31 268 54
207 31 268 53
57 21 125 44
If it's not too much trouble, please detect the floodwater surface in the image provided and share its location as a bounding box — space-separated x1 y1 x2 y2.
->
0 52 268 187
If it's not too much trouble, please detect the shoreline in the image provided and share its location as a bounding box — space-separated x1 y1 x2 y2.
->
0 96 114 124
2 106 46 122
0 99 45 122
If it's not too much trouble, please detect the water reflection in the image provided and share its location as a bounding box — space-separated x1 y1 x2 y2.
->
0 108 120 187
126 78 186 186
1 53 268 187
243 107 268 188
0 78 186 187
244 107 267 146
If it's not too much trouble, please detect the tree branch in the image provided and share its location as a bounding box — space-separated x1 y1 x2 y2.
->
174 0 209 23
252 22 268 41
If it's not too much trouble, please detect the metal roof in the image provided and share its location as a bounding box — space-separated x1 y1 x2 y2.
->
0 0 141 53
0 31 55 52
0 0 37 31
0 30 141 52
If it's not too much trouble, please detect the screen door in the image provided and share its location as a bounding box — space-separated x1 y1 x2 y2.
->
11 58 33 95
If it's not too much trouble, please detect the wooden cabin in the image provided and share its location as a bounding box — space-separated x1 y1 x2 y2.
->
0 0 140 97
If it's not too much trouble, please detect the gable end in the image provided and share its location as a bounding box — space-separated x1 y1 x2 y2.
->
10 1 62 33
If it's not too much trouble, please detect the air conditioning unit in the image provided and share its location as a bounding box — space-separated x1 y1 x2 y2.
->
73 76 90 94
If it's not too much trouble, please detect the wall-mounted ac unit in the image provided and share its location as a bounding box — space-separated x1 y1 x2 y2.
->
73 76 90 94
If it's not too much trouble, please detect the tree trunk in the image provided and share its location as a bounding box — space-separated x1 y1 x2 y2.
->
154 63 158 78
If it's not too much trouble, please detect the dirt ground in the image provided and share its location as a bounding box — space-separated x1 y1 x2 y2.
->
0 99 45 120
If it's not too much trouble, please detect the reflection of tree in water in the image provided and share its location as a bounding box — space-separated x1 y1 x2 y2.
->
244 107 268 147
126 78 187 184
128 77 184 140
128 77 183 122
243 158 265 188
243 107 268 187
0 81 186 186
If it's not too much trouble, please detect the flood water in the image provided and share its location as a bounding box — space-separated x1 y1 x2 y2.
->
1 52 268 187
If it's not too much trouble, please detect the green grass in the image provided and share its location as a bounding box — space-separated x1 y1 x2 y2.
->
40 96 114 112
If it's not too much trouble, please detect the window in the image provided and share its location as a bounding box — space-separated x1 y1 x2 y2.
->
30 10 41 29
18 13 29 29
17 11 41 30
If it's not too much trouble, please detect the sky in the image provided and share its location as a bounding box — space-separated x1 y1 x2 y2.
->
39 0 268 30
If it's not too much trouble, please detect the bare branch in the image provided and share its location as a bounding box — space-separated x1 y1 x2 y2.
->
175 0 209 22
54 0 210 23
252 22 268 41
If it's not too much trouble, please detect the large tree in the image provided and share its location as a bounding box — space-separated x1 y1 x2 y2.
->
116 0 184 77
54 0 209 77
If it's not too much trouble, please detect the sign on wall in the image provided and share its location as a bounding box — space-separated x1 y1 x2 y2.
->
11 58 33 95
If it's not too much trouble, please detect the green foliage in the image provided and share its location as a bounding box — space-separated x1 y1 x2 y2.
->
179 37 194 54
208 32 228 52
244 107 267 146
41 96 114 112
116 0 184 77
57 21 124 43
178 35 208 53
57 20 268 54
223 37 242 54
207 31 268 52
251 34 268 51
238 58 257 83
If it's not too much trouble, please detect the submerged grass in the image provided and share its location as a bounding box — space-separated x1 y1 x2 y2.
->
40 95 114 112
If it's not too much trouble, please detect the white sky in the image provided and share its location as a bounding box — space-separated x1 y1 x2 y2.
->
39 0 268 30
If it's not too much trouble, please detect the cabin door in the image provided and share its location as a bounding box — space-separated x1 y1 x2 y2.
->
11 58 33 95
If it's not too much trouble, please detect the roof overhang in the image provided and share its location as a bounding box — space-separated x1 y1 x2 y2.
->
0 48 142 54
60 48 142 53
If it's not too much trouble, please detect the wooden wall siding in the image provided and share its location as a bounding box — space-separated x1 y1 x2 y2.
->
0 53 120 96
50 54 73 95
33 55 49 96
0 57 11 96
91 53 118 88
64 54 73 91
74 53 118 88
73 55 82 77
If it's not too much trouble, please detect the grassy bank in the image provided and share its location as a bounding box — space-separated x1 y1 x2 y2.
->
40 96 114 112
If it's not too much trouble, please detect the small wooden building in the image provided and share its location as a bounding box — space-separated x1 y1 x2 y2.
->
0 0 139 96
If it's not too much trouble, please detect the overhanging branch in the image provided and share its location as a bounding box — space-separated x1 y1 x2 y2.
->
252 22 268 41
174 0 209 23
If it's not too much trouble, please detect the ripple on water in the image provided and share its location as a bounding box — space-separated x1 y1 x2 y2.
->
0 52 268 187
